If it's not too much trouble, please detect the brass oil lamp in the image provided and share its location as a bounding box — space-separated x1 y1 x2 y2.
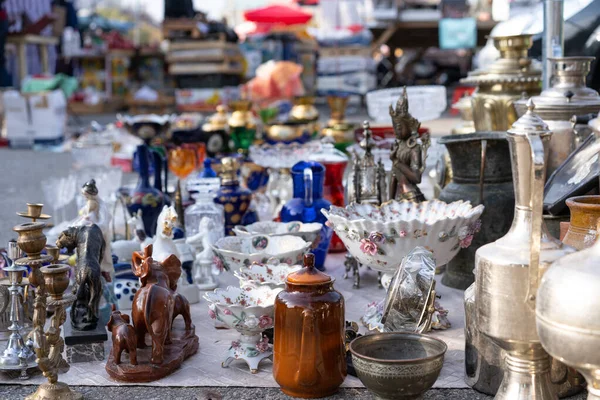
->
290 95 320 137
228 100 257 153
474 100 577 399
322 96 356 150
461 35 542 132
515 57 600 176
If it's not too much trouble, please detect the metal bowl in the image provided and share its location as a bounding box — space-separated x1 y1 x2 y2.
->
349 332 447 399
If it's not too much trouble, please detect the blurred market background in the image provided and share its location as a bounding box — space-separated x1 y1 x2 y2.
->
1 0 600 244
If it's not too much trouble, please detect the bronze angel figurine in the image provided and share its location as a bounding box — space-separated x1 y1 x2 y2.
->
388 87 430 202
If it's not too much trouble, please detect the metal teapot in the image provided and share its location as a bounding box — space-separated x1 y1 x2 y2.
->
537 222 600 400
473 99 579 399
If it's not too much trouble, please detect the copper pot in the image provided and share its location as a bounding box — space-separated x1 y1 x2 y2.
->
562 195 600 250
273 253 346 398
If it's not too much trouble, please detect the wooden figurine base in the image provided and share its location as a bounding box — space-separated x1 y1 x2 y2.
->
105 321 199 383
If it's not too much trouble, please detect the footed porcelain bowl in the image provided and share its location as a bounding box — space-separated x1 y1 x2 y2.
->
233 221 322 246
322 199 484 273
234 261 302 290
204 285 279 373
211 235 310 272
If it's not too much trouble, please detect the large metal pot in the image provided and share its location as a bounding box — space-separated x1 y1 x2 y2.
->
438 132 514 289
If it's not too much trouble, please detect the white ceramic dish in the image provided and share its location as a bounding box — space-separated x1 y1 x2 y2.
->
211 234 310 272
204 285 279 373
233 221 322 246
234 261 302 290
322 199 484 272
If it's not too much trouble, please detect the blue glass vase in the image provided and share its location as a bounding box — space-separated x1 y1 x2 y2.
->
214 157 253 236
280 161 332 270
127 144 166 236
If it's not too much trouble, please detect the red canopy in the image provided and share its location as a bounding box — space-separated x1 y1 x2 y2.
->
244 5 313 25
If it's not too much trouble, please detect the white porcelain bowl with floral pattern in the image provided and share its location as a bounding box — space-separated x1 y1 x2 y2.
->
234 261 302 290
204 285 279 373
233 221 322 246
321 199 484 273
212 234 310 272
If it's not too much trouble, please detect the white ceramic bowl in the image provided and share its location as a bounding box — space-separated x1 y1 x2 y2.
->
321 199 484 272
233 221 322 246
204 285 278 333
234 261 302 289
212 234 310 272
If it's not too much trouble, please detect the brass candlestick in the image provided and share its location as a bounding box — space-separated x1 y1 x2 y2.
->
12 204 81 400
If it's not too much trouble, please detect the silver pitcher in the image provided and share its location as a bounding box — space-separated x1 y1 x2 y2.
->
537 223 600 400
515 57 600 176
473 99 579 400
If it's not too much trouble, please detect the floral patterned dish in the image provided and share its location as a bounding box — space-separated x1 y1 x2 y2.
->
204 285 279 373
233 221 322 246
321 199 484 273
211 234 310 272
234 261 302 290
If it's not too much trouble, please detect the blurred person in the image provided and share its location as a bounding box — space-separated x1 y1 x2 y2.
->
5 0 56 85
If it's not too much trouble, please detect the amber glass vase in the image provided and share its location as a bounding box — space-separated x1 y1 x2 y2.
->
273 254 346 398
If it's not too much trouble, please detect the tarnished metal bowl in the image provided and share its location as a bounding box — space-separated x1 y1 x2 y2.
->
349 332 447 399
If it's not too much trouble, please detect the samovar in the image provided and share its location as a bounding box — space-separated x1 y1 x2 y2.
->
537 224 600 400
461 35 541 132
452 95 476 135
474 99 578 400
515 57 600 176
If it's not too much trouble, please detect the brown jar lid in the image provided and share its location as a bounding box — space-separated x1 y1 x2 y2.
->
286 253 332 284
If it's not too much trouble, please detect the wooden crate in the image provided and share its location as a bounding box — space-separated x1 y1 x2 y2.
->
68 101 105 115
163 19 203 40
126 95 175 115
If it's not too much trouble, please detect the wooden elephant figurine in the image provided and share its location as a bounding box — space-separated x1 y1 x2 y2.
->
107 305 137 365
131 244 181 365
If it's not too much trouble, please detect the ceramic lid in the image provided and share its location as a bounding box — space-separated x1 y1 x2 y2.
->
286 253 332 285
219 157 240 184
508 99 551 137
515 57 600 118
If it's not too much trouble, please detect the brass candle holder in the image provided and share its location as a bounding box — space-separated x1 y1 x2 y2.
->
12 204 81 400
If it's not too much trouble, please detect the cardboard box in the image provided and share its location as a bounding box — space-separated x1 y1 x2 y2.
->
3 90 67 147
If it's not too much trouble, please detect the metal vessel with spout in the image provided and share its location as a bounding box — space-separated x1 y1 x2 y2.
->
515 57 600 176
474 99 576 400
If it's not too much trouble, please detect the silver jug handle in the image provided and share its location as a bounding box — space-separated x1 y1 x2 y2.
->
526 133 545 311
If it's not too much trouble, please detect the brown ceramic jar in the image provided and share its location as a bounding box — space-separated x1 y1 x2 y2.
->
273 253 346 398
563 195 600 250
